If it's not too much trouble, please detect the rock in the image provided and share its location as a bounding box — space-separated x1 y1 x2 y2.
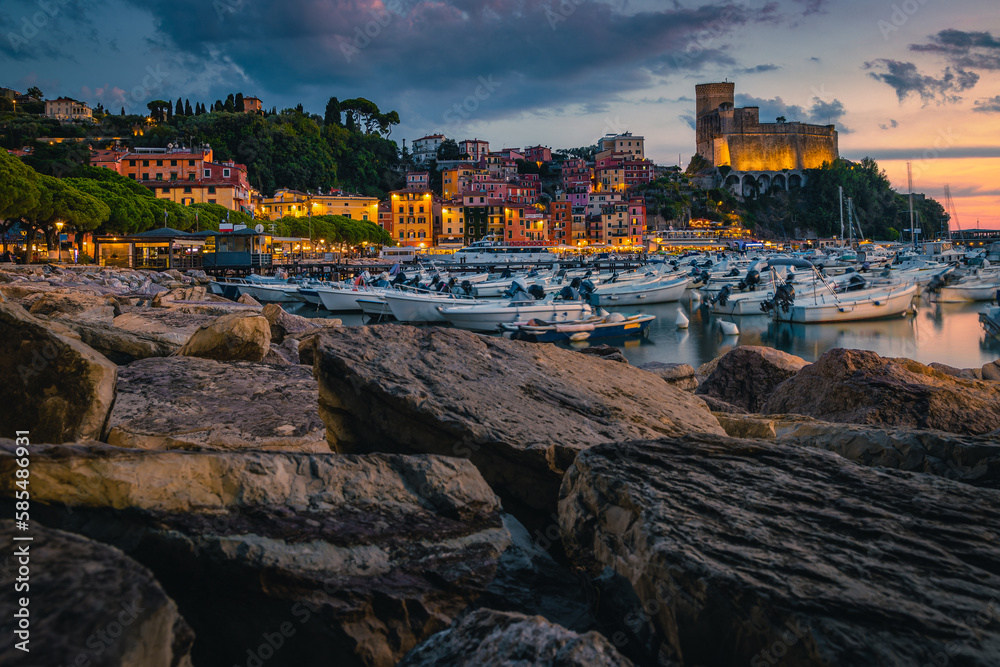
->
713 412 819 439
0 520 195 667
262 302 319 343
237 292 261 306
1 444 510 667
930 362 982 380
577 344 628 364
559 434 1000 667
28 291 122 325
151 285 207 307
107 356 329 452
637 362 697 391
161 269 184 281
63 320 180 364
266 337 301 365
113 309 218 346
176 312 271 362
314 326 723 519
695 352 725 379
0 303 117 443
695 345 808 412
762 348 1000 435
697 394 744 413
777 420 1000 489
261 346 293 365
398 609 633 667
983 360 1000 382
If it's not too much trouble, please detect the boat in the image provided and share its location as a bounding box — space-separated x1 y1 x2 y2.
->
500 312 655 343
929 271 1000 303
587 275 690 307
357 297 394 319
763 281 918 323
980 305 1000 338
383 289 480 323
436 236 559 264
313 284 387 312
437 297 593 332
238 276 307 303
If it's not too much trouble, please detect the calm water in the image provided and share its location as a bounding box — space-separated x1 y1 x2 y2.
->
291 295 1000 371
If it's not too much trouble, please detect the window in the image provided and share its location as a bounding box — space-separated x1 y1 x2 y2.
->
183 186 192 193
170 160 178 166
409 206 414 214
156 160 163 166
155 173 163 181
418 206 424 213
362 214 368 221
170 172 178 180
344 213 351 219
418 217 425 225
447 228 452 234
204 169 211 178
142 174 149 181
399 231 404 239
188 173 195 181
162 187 169 193
398 206 403 213
129 159 136 166
208 186 216 194
223 169 230 177
188 160 195 166
208 199 216 204
143 160 149 167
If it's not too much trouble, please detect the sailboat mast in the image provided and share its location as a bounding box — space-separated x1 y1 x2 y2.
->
907 162 916 249
839 186 845 246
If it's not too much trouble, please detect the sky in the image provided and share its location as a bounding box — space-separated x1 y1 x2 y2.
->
2 0 999 227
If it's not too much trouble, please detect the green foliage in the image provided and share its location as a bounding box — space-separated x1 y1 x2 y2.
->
437 139 461 161
273 214 392 246
886 227 901 241
187 202 253 231
686 154 712 175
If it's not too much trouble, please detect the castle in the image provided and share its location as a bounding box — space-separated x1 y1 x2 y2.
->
695 82 839 196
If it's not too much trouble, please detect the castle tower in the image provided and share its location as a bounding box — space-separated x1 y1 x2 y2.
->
695 82 735 119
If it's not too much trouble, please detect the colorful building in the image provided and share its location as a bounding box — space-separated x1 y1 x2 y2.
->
459 139 490 162
438 201 466 247
243 96 262 113
390 189 435 247
44 98 93 121
412 134 445 164
442 165 485 199
549 200 571 245
259 189 379 223
121 147 251 212
524 145 553 163
597 132 644 159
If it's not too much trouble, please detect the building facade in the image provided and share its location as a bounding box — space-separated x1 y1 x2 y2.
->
390 189 435 247
412 134 445 164
459 139 489 162
45 98 93 121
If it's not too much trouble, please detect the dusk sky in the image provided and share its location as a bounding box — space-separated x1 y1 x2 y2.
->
3 0 999 227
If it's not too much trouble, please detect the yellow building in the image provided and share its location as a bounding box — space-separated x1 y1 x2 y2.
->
44 97 93 121
438 202 466 246
390 189 434 248
259 188 378 223
154 183 243 210
597 132 644 159
442 165 485 199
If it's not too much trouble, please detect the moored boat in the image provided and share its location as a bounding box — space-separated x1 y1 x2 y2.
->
438 298 592 332
500 312 655 342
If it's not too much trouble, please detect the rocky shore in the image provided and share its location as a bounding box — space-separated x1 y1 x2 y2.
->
2 265 999 666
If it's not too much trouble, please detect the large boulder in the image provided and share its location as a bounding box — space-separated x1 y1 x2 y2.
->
637 362 697 391
313 326 723 517
107 356 329 452
559 434 1000 666
113 309 218 346
152 285 206 306
28 291 122 325
176 311 271 362
0 444 510 667
762 348 1000 435
0 521 195 667
63 319 180 364
398 609 633 667
695 345 808 412
0 303 117 443
262 303 320 343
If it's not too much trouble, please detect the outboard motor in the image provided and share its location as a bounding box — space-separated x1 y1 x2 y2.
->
762 283 795 314
559 285 581 301
860 261 871 273
579 280 597 298
500 267 512 279
738 269 760 292
459 280 473 296
846 275 867 292
502 277 529 299
713 284 733 307
927 274 946 295
570 277 583 290
527 284 546 301
727 267 740 278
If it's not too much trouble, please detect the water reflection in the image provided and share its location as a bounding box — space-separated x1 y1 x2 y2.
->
293 293 999 370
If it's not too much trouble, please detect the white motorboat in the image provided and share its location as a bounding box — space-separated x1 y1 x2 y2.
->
930 271 1000 302
588 275 690 307
357 297 394 319
383 289 480 323
980 305 1000 338
314 284 386 312
238 281 307 303
437 298 593 332
765 282 918 323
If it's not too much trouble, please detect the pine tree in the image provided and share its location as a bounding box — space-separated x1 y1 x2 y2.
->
184 99 193 116
324 97 341 126
214 100 223 112
235 92 244 112
175 97 183 116
120 107 125 116
224 94 235 112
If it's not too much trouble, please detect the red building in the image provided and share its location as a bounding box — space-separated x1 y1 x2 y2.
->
524 145 553 163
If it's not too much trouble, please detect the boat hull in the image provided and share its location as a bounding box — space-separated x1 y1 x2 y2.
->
439 302 593 332
238 284 305 303
934 282 1000 302
507 314 654 342
589 277 690 307
315 286 377 312
357 297 393 318
383 291 479 323
774 284 917 323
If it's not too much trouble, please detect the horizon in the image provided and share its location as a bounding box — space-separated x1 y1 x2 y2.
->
2 0 999 226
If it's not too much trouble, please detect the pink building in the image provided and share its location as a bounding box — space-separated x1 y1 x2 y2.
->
524 145 553 163
406 171 430 189
459 138 490 162
561 158 593 190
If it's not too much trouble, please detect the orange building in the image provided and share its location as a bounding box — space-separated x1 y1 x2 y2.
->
390 189 435 247
548 200 571 245
121 147 251 212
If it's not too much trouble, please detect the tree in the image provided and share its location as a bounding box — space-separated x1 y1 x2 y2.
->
184 99 193 116
886 227 900 241
224 94 235 113
26 86 43 100
437 138 461 161
214 100 223 112
776 116 787 123
120 107 125 116
146 100 170 122
175 98 183 117
324 97 341 126
235 92 244 112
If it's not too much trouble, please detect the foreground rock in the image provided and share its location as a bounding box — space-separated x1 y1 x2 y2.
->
314 326 723 517
262 302 321 343
695 345 807 411
113 309 218 345
560 435 1000 666
62 319 180 364
176 311 271 362
399 609 633 667
27 291 122 326
762 348 1000 435
637 362 697 391
0 303 116 443
108 356 329 452
0 444 510 667
0 520 194 667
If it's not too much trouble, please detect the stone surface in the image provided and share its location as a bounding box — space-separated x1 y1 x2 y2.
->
63 319 180 365
559 434 1000 666
398 609 633 667
637 362 697 391
930 362 982 380
152 285 206 306
28 291 122 326
262 302 320 343
695 345 808 412
762 348 1000 435
107 356 329 452
176 311 271 362
313 326 723 517
0 444 510 667
113 309 218 346
577 344 628 364
0 520 195 667
983 360 1000 382
0 303 117 444
237 292 261 306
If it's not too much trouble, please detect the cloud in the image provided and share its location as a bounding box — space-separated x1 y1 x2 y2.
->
678 114 697 130
878 119 899 130
735 93 849 130
909 29 1000 71
738 63 781 74
973 96 1000 113
863 59 979 104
